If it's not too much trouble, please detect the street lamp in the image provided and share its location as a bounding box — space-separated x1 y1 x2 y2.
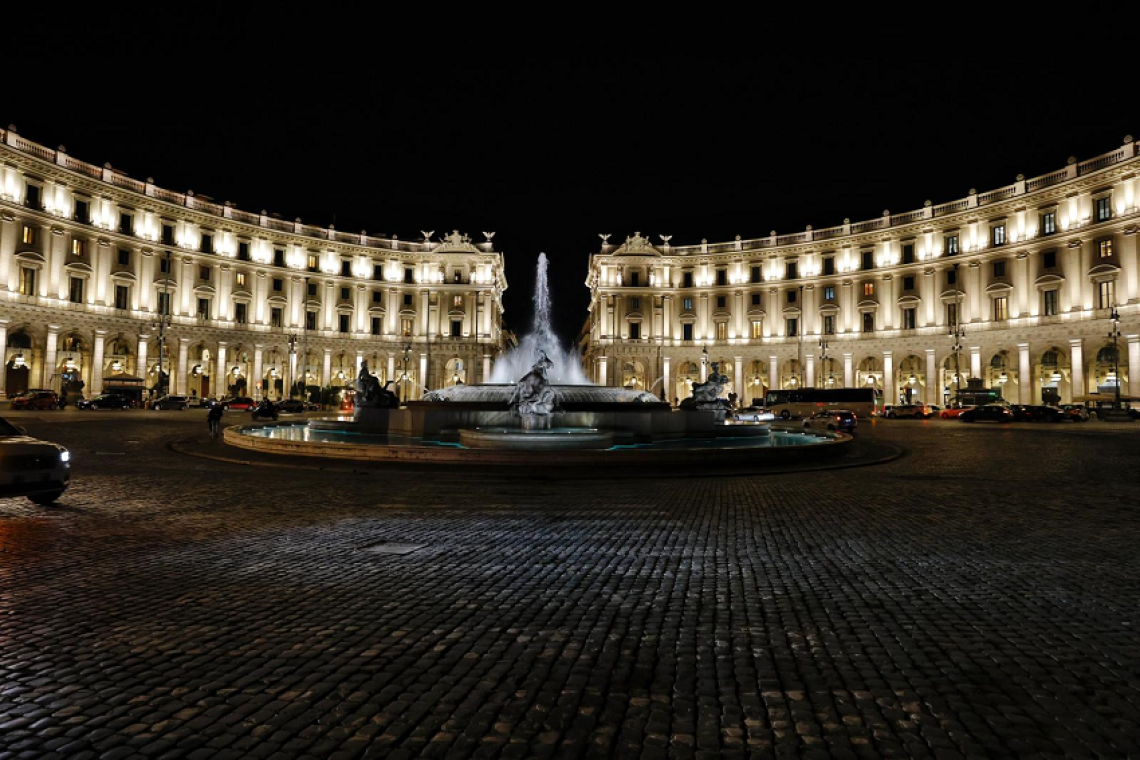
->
818 333 830 389
151 249 173 399
1109 304 1122 411
950 263 965 404
400 343 412 404
287 333 298 399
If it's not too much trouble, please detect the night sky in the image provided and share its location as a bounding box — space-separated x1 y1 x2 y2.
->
9 17 1137 343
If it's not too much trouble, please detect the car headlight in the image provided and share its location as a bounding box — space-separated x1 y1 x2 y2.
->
59 450 70 463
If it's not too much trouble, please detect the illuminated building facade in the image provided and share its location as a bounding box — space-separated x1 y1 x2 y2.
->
0 127 507 402
586 137 1140 408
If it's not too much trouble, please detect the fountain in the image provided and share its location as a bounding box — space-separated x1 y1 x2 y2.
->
227 253 851 466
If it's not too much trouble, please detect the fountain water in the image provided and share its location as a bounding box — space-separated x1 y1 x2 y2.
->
489 253 590 385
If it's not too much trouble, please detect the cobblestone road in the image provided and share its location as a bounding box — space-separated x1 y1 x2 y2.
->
0 412 1137 759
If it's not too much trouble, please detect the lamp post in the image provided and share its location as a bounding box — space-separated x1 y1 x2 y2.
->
300 276 309 403
286 333 298 399
950 263 965 404
818 333 830 388
152 249 173 400
798 284 805 386
1110 304 1122 411
400 343 411 404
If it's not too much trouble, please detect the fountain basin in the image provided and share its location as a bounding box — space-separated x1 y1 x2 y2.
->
459 427 614 450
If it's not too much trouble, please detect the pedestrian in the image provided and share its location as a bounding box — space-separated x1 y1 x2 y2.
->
207 402 224 439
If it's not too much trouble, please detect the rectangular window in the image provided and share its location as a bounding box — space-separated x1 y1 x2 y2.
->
716 322 727 341
683 271 694 288
902 243 915 264
157 291 171 316
72 239 85 256
401 318 413 337
823 257 835 276
162 224 175 245
993 296 1009 321
339 314 350 333
271 307 283 327
1043 289 1058 316
630 322 641 340
74 200 90 224
22 226 35 245
200 233 213 253
119 213 132 235
404 267 414 284
1096 196 1112 222
1041 211 1056 235
683 297 693 311
752 320 763 339
117 248 131 266
341 260 352 277
946 268 957 286
372 316 382 336
403 293 413 306
823 286 835 301
862 312 874 332
19 267 36 296
453 270 462 283
114 285 129 310
786 290 796 304
304 282 317 297
630 271 640 287
273 249 286 267
197 298 210 319
68 276 84 304
238 242 250 261
306 311 317 330
683 323 694 341
861 251 874 270
374 264 384 280
24 184 40 208
992 224 1006 246
786 318 797 337
1043 250 1056 269
273 278 283 292
993 261 1006 278
630 297 640 310
716 269 727 286
1098 280 1116 309
902 307 916 330
717 295 727 308
946 302 958 326
823 314 836 335
235 302 248 324
341 287 350 300
945 235 959 255
1099 239 1114 258
863 282 874 297
903 276 915 291
751 293 761 306
751 266 762 283
308 254 319 272
200 266 210 281
785 263 797 280
374 290 384 304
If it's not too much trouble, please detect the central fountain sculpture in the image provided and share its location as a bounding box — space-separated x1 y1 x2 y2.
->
507 350 559 430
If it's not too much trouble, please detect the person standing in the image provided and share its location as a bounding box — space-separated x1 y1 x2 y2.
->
207 402 224 440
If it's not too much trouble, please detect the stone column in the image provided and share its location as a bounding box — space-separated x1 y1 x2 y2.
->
43 326 59 389
177 338 189 395
663 356 671 404
482 354 491 384
970 346 981 380
925 349 937 405
883 351 894 405
1018 343 1031 405
733 355 743 403
700 354 708 383
1129 335 1140 398
323 349 333 387
92 330 106 395
137 335 149 379
418 353 427 399
0 321 7 398
216 343 227 399
768 355 778 391
805 353 815 387
843 352 853 387
288 352 297 394
1070 338 1084 399
252 345 263 400
598 355 607 386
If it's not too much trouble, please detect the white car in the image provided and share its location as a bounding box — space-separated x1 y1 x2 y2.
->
0 417 71 504
734 407 776 422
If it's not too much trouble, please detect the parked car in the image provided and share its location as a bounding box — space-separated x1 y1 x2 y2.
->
939 405 975 419
802 409 857 433
1059 404 1089 422
276 399 307 414
76 393 136 410
9 390 60 411
958 404 1013 423
251 400 279 421
884 403 932 419
1010 404 1066 423
219 397 255 411
0 416 70 504
153 395 190 411
735 407 775 422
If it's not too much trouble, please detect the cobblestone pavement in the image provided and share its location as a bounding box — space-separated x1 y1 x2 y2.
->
0 412 1138 759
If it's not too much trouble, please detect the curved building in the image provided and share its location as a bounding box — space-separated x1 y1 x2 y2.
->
585 137 1140 408
0 127 507 403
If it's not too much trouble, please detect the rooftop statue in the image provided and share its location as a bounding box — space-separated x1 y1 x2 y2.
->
509 350 559 429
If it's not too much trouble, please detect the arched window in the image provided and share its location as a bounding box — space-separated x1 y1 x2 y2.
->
7 332 32 349
1097 346 1119 365
1041 350 1059 368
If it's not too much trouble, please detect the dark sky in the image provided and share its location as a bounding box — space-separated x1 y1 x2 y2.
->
9 16 1137 341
